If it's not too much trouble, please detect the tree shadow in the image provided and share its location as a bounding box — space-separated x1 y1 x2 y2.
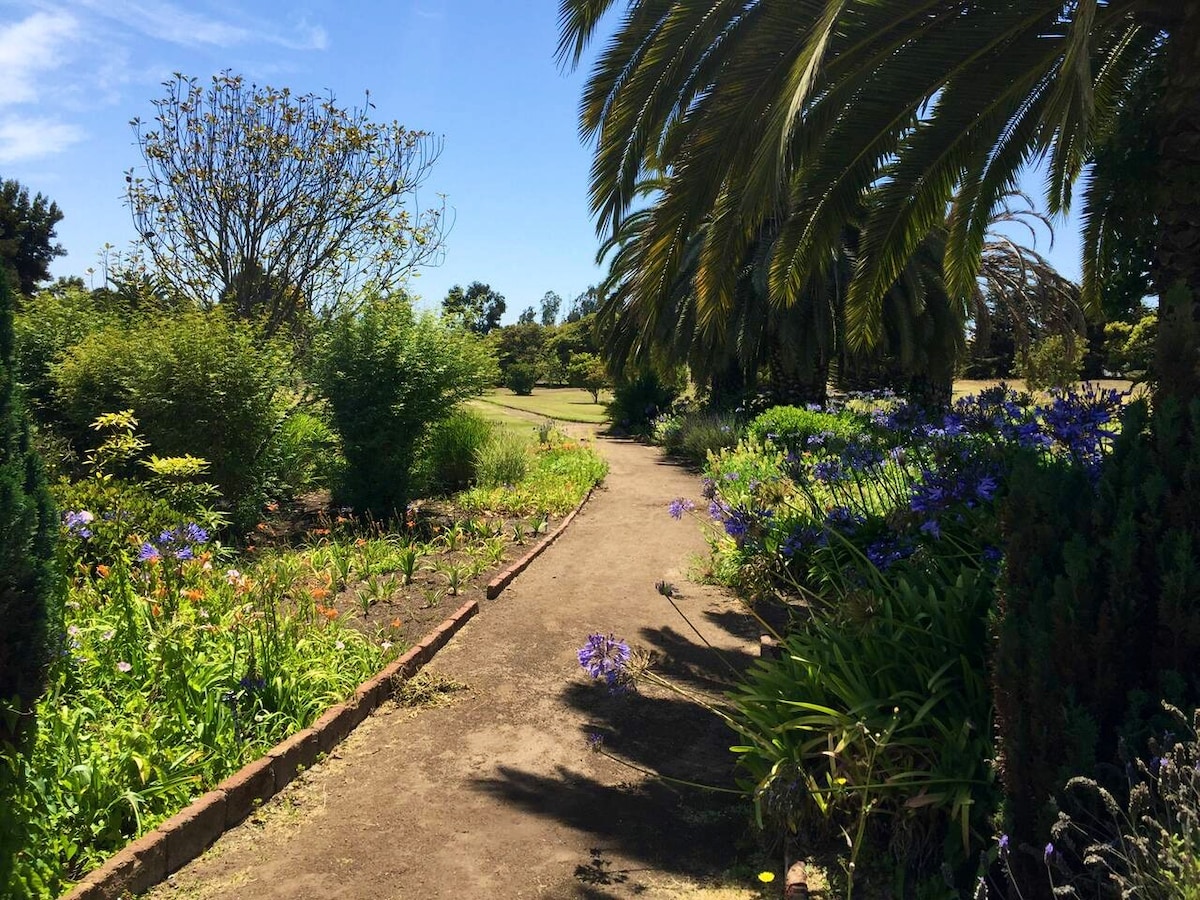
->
472 626 762 884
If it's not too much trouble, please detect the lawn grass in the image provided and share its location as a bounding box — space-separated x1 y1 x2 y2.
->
480 387 611 423
952 377 1142 401
464 399 544 437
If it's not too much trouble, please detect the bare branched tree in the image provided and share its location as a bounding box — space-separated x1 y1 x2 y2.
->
125 72 446 334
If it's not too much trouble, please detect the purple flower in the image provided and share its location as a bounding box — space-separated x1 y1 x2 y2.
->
667 498 696 520
116 661 132 673
700 477 716 500
1044 842 1055 862
998 834 1010 852
185 523 209 544
137 543 161 563
586 732 605 751
577 633 631 689
175 546 194 561
919 518 942 539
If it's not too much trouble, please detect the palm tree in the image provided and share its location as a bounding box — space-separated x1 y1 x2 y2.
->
559 0 1196 406
596 185 966 405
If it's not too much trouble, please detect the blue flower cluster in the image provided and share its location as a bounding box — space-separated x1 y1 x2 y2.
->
137 523 210 563
64 509 95 539
577 633 631 693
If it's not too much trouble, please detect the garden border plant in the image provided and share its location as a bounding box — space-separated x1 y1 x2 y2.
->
56 458 605 900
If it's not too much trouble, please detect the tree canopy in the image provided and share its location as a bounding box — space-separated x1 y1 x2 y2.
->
442 281 506 335
560 0 1198 402
0 180 64 296
126 72 445 333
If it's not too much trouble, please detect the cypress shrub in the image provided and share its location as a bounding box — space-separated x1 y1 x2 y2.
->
994 397 1200 896
0 268 59 742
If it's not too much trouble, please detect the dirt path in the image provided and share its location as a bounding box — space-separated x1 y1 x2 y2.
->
146 435 762 900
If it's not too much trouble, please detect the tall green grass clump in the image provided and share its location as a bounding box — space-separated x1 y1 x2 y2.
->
310 296 497 518
747 405 867 454
418 408 493 493
475 431 530 488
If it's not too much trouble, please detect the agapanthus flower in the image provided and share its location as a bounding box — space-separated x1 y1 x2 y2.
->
577 633 630 688
137 543 161 563
667 498 696 520
185 523 209 544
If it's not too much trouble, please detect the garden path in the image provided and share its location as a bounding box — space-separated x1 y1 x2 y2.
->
145 426 762 900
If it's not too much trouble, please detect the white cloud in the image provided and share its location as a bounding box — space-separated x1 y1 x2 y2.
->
0 10 80 106
0 116 84 163
77 0 328 51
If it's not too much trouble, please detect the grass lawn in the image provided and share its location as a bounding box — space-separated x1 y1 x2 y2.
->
953 377 1142 400
465 399 545 437
480 387 611 424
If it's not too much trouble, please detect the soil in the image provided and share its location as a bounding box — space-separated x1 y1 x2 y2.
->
144 425 767 900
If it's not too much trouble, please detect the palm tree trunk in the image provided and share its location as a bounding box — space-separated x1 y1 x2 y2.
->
1152 5 1200 408
767 346 828 407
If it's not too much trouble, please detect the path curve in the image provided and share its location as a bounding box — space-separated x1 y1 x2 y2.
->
147 435 760 900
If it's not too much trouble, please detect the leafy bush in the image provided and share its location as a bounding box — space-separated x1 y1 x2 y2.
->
504 362 539 396
1 271 61 892
1016 334 1083 391
309 297 496 518
746 405 867 454
1103 310 1157 379
417 408 493 493
257 408 341 499
475 431 530 488
12 285 125 418
729 555 997 886
608 370 682 435
51 310 290 520
458 439 607 516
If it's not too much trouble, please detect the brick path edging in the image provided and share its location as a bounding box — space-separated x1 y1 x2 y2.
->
485 484 598 599
61 599 480 900
61 478 602 900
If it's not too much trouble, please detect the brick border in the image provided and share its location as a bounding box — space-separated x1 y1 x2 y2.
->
486 485 598 599
62 599 479 900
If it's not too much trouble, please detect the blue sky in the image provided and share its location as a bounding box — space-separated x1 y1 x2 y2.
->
1 0 1081 321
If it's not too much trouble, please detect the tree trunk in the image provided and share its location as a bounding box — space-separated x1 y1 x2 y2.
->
767 345 828 407
1152 5 1200 409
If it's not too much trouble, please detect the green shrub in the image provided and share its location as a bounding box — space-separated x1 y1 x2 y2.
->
666 411 740 466
1016 334 1083 391
475 431 530 488
729 555 997 886
418 408 493 493
1 271 61 891
505 362 539 396
608 370 681 435
747 405 866 453
51 310 290 520
259 408 341 498
0 270 60 741
309 297 496 518
994 395 1200 896
12 285 125 418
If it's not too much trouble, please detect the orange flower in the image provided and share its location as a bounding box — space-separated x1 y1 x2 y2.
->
310 528 330 537
390 618 402 629
152 603 162 617
255 522 270 532
315 604 339 621
310 587 331 600
354 538 367 547
95 564 111 578
265 501 279 513
182 588 204 602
